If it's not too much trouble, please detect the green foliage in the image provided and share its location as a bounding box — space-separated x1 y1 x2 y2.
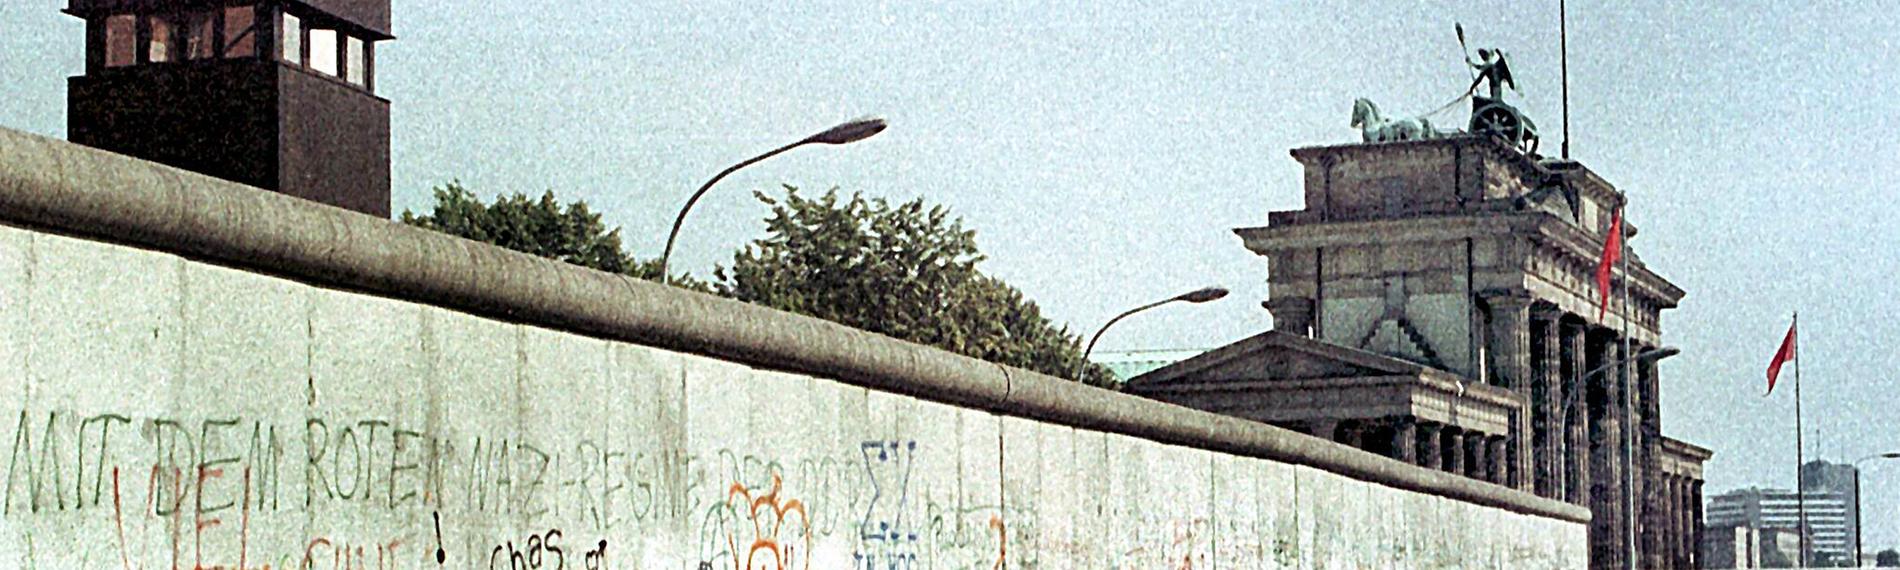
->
716 186 1115 386
400 182 718 291
401 182 1110 386
401 181 651 276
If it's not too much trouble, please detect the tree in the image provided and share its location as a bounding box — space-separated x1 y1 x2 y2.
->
402 182 1113 386
716 186 1115 386
397 182 719 289
401 182 657 277
1878 548 1899 567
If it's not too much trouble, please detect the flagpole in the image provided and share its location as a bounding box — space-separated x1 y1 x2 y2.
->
1795 310 1807 567
1617 208 1637 569
1560 0 1571 159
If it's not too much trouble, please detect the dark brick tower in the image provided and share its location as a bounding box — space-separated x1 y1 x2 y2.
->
65 1 392 217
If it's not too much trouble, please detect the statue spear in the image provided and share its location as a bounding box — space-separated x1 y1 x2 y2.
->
1456 23 1476 78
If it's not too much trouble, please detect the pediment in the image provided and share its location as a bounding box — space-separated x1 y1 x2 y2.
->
1126 331 1431 387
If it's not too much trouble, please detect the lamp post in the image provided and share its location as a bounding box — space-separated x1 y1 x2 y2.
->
1074 287 1228 382
1587 344 1676 570
1854 452 1900 567
1551 346 1679 503
1555 346 1679 416
656 117 888 284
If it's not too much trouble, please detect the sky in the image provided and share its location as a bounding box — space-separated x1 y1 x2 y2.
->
4 0 1900 550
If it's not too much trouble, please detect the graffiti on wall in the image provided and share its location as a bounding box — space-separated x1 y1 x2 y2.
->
0 403 1578 569
696 472 810 570
1 407 1075 568
0 409 691 568
854 440 916 569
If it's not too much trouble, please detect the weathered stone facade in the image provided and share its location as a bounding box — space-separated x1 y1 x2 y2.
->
1128 136 1709 569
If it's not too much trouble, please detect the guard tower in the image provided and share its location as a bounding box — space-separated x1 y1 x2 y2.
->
64 1 393 217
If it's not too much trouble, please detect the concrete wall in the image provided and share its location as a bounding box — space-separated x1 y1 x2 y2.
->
0 127 1589 568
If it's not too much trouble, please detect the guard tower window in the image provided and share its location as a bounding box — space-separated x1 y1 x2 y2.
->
104 15 135 67
281 13 301 64
147 15 173 63
223 6 256 58
308 28 338 76
184 11 215 60
345 36 366 86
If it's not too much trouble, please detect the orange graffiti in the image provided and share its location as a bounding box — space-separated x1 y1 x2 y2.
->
725 473 811 570
302 537 334 570
989 515 1006 570
113 468 131 570
304 536 405 570
1169 519 1206 570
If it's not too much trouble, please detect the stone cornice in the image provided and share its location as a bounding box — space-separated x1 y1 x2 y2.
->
1134 373 1526 411
1660 437 1713 479
1236 213 1517 251
1234 211 1684 308
1535 159 1624 212
1129 329 1433 387
1290 134 1529 170
1661 437 1713 461
1524 212 1685 307
1288 135 1625 207
1477 287 1535 308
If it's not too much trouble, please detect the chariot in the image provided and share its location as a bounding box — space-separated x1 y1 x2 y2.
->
1468 95 1539 155
1347 27 1547 156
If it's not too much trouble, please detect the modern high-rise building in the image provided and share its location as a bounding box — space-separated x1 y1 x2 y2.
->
64 0 393 217
1802 459 1864 565
1706 487 1852 566
1702 524 1805 569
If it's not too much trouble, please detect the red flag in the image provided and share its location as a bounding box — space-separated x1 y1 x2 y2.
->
1594 210 1623 320
1766 320 1797 395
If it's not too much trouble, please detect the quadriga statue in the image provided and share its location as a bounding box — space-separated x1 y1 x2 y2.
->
1350 98 1443 143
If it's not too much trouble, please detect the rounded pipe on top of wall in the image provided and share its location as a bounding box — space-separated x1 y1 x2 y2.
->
0 126 1589 524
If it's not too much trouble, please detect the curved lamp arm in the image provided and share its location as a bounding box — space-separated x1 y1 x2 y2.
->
1856 453 1900 468
1556 346 1680 413
1852 452 1900 566
656 117 887 284
1074 287 1227 382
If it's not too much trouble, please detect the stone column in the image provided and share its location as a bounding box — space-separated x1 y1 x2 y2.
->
1465 434 1486 480
1266 297 1315 337
1487 436 1508 485
1687 478 1700 569
1445 428 1466 476
1480 289 1536 492
1587 329 1625 570
1532 304 1565 499
1417 422 1442 470
1340 420 1365 450
1661 474 1676 570
1674 475 1689 569
1390 418 1417 463
1611 339 1634 570
1639 352 1666 569
1563 320 1591 507
1691 479 1705 570
1311 419 1340 442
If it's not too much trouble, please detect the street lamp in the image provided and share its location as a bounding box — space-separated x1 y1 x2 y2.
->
656 117 888 284
1074 286 1228 382
1554 346 1679 413
1854 452 1900 567
1552 346 1680 502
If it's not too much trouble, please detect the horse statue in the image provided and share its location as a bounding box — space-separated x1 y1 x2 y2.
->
1351 98 1442 143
